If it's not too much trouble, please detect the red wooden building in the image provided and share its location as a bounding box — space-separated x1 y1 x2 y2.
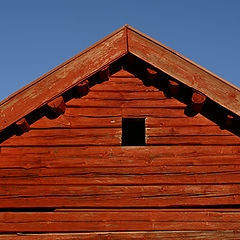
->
0 25 240 239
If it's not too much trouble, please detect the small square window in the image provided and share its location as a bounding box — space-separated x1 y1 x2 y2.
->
122 118 145 146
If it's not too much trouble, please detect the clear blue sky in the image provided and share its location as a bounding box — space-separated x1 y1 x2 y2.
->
0 0 239 101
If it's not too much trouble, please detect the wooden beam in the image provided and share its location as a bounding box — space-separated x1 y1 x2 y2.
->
15 118 30 135
185 92 206 117
74 80 89 97
145 68 158 82
168 80 180 97
127 26 240 117
0 27 127 131
45 96 66 119
1 210 240 233
99 67 109 82
220 114 234 130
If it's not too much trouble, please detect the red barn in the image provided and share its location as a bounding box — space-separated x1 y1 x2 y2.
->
0 25 240 239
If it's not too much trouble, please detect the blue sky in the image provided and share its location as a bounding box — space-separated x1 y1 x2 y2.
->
0 0 239 101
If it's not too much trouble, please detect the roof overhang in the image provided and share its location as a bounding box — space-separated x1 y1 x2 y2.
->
0 25 240 140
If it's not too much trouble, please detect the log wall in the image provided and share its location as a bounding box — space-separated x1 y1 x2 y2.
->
1 69 240 238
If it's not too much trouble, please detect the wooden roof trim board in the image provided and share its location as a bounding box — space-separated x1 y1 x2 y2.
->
126 25 240 116
0 25 240 135
0 26 128 131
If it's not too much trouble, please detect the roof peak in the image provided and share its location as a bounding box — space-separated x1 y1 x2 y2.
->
0 26 240 140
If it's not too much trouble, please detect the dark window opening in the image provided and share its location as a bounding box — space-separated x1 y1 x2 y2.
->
122 118 146 146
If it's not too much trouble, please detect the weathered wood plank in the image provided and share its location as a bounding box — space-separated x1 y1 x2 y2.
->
1 231 240 239
127 26 240 116
1 146 239 168
2 165 240 185
56 107 193 118
30 115 215 129
147 126 230 136
76 90 168 100
89 79 159 91
1 185 240 208
0 210 240 233
147 135 240 146
1 127 238 146
1 128 122 146
0 27 127 131
66 98 181 108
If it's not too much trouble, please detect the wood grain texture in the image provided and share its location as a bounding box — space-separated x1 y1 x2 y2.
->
2 127 237 146
127 26 240 116
1 184 240 208
1 145 240 168
0 27 127 131
0 231 240 239
4 72 238 147
2 164 240 185
1 69 240 234
0 210 240 233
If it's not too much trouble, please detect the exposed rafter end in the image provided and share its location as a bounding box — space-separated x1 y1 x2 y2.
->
15 118 30 136
45 96 66 119
99 67 109 82
166 80 180 98
145 68 158 82
184 92 206 117
74 80 89 98
219 114 234 130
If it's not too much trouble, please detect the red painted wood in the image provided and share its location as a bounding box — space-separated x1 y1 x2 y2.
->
145 68 158 82
168 80 180 97
1 145 239 168
15 118 30 134
0 210 240 233
99 67 110 82
0 66 240 235
185 92 206 117
1 231 240 239
0 27 127 131
127 26 240 116
74 80 89 97
1 185 240 208
1 165 240 185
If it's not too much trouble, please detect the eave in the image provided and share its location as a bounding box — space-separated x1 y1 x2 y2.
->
0 25 240 142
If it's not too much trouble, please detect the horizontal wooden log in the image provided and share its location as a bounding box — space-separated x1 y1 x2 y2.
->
146 126 230 136
147 135 240 146
2 164 240 185
77 90 167 100
30 115 215 129
91 79 159 92
1 185 240 208
64 107 188 118
1 146 240 168
1 231 240 239
2 126 238 146
1 128 122 146
66 98 182 108
1 210 240 233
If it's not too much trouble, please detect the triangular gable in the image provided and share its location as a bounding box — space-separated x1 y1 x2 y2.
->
0 25 240 141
